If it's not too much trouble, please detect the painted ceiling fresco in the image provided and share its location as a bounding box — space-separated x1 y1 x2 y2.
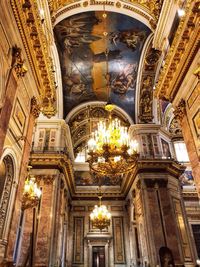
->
54 12 151 120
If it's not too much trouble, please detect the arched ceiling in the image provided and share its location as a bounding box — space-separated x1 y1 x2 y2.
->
54 11 151 121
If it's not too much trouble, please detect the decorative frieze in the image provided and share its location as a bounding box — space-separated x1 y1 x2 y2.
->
50 0 163 30
0 155 14 239
139 45 161 123
35 174 56 185
155 0 200 100
11 0 57 118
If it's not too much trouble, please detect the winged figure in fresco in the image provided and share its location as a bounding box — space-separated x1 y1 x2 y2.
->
110 30 146 51
54 13 101 55
110 63 137 95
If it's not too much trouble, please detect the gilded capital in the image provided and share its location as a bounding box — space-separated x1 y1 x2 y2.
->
36 175 56 185
12 45 27 78
173 99 186 123
31 96 40 118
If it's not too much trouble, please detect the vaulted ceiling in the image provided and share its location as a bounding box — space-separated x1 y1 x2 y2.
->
54 11 151 121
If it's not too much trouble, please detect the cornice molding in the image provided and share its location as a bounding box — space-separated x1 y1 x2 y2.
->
49 0 163 30
155 0 200 101
11 0 57 118
173 98 186 124
30 151 185 199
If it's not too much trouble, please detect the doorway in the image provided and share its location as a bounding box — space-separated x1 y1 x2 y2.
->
92 246 105 267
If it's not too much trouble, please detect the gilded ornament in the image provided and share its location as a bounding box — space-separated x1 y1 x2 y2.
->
83 1 88 7
11 0 57 118
173 99 186 123
31 96 41 118
194 66 200 80
116 2 121 8
12 46 27 78
155 0 200 101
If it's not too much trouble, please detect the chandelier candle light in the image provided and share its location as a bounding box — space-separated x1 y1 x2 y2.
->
22 170 42 210
87 104 139 177
90 188 111 231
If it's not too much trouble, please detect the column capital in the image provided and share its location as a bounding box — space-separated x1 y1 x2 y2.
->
173 99 186 123
35 174 56 185
30 96 40 118
11 45 27 78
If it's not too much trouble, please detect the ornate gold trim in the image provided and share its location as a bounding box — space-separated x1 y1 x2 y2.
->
12 45 27 78
50 0 162 30
11 0 57 118
155 0 200 101
30 96 40 118
173 99 186 123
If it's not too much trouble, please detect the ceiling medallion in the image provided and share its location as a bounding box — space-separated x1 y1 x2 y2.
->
90 187 111 231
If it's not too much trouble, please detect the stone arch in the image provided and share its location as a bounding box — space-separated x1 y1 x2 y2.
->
0 154 15 239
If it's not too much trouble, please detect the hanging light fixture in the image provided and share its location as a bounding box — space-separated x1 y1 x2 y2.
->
90 187 111 231
22 167 42 210
87 9 139 177
87 107 139 176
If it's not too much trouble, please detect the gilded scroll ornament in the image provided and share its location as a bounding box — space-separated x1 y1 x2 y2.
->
0 156 14 238
31 96 40 118
139 46 160 123
139 76 153 122
173 99 186 123
35 175 56 185
12 46 27 78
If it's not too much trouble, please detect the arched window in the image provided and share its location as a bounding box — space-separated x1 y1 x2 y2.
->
174 141 189 163
0 155 14 238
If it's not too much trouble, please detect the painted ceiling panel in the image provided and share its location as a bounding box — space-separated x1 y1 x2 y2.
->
54 11 151 120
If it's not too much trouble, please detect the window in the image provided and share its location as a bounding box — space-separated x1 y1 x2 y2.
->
174 142 189 162
75 148 87 163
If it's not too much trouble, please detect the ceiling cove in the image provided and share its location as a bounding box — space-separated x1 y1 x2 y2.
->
54 11 151 121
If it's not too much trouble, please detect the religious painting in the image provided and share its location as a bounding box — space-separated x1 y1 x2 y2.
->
74 171 122 186
193 109 200 137
13 99 26 133
54 12 151 121
161 139 171 158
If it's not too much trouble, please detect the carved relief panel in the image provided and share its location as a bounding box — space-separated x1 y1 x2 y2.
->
0 155 14 238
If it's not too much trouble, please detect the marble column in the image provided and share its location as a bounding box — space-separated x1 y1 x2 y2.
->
134 173 194 267
174 99 200 197
0 71 17 158
5 97 40 264
34 176 56 267
0 46 27 158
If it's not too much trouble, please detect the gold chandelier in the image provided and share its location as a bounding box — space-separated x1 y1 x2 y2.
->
22 169 42 210
87 104 139 177
90 187 111 231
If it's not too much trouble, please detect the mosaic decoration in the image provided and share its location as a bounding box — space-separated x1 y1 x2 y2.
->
54 12 151 120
